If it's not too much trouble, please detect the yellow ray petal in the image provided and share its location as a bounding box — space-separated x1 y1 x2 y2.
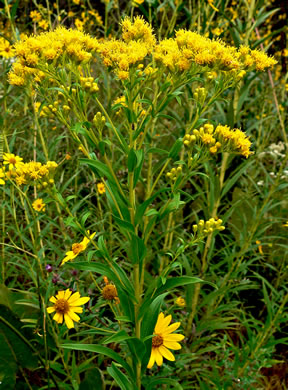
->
70 306 83 313
159 345 175 361
164 333 185 342
49 296 57 303
163 340 182 350
53 312 63 323
154 348 163 366
64 289 73 300
162 322 180 335
70 296 90 306
64 313 74 329
155 314 172 333
47 306 55 313
56 290 65 299
67 310 80 322
147 349 156 369
68 292 81 304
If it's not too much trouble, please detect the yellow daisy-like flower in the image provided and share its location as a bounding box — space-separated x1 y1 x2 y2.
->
283 221 288 228
175 297 186 307
32 198 46 212
147 312 185 369
3 153 24 171
61 231 96 265
47 289 90 329
0 168 6 185
97 182 105 194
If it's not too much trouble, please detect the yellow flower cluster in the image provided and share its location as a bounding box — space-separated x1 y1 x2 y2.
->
98 16 155 80
166 165 182 181
154 29 276 73
193 218 225 237
30 10 48 30
8 27 99 86
2 153 58 187
183 123 253 158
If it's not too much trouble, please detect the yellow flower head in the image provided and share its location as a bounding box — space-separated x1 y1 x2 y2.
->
147 312 185 369
32 198 46 212
47 289 90 329
0 168 6 185
3 153 24 171
175 297 186 307
61 231 96 265
0 38 15 58
97 182 106 194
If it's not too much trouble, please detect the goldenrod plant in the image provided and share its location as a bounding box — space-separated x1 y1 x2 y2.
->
0 1 287 389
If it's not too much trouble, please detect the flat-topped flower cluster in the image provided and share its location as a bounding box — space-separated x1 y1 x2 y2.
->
8 16 276 86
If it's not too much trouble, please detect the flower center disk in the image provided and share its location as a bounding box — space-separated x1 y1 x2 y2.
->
72 243 83 255
152 334 163 348
54 298 69 314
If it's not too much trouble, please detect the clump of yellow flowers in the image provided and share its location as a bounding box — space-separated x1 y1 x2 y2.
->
8 27 99 86
193 218 225 238
183 124 253 158
2 153 58 187
8 17 276 87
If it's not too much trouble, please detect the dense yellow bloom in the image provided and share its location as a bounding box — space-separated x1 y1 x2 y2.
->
61 231 96 265
154 29 276 73
97 182 105 194
184 124 253 158
9 27 99 86
121 16 155 49
47 289 90 329
147 312 185 369
32 198 46 212
3 153 24 170
0 38 15 58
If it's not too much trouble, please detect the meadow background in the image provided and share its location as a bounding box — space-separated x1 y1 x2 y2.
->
0 0 287 389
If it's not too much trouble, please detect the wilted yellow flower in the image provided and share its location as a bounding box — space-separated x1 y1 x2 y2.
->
61 231 96 265
47 289 90 329
32 198 46 212
147 312 185 369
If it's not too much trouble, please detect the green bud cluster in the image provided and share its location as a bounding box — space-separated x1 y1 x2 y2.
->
166 165 182 181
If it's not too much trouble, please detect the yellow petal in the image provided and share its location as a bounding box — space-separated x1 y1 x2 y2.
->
154 348 163 366
67 310 80 322
64 289 73 300
159 345 175 361
49 296 57 303
162 322 180 335
70 306 83 313
53 312 63 323
64 313 74 329
147 349 156 369
61 251 75 266
155 314 172 333
70 296 90 306
47 306 55 313
68 292 80 304
56 290 65 299
164 333 184 341
163 340 182 350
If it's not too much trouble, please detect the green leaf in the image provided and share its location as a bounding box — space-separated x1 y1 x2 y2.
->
112 214 135 234
127 148 137 172
168 138 183 160
61 344 134 378
146 378 183 390
107 362 137 390
135 188 169 226
79 368 104 390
